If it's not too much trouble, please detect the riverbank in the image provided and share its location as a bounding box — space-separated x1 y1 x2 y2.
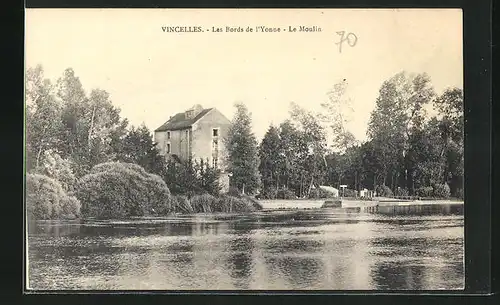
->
258 197 464 210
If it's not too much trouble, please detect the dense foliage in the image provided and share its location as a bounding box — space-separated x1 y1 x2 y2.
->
163 158 221 197
77 162 172 219
255 74 463 199
172 193 262 214
25 66 227 219
308 187 337 199
433 183 451 198
171 195 194 214
26 65 463 221
26 174 80 220
224 103 261 194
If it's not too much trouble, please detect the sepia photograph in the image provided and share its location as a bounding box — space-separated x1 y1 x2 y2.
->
25 8 464 291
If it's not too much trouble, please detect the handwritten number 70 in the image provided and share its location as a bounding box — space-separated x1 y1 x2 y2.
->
336 31 358 53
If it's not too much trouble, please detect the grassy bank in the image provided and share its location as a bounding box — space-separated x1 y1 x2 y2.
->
171 193 263 214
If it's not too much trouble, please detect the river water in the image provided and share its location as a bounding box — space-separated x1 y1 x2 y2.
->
27 207 464 290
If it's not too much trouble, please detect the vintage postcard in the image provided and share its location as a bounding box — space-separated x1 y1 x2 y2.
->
25 8 464 290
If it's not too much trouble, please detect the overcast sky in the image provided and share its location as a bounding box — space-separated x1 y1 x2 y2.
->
26 9 463 142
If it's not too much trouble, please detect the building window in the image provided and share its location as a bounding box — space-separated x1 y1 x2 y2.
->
212 157 218 169
212 128 219 137
212 138 218 150
166 143 171 154
167 131 171 139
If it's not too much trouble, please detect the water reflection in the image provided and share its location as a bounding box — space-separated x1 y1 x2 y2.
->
27 208 464 290
225 226 254 289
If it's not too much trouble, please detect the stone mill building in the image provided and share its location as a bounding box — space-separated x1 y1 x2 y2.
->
154 104 231 192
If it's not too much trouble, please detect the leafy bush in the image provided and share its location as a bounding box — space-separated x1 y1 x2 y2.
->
213 194 262 213
276 189 297 199
308 187 336 199
214 195 240 212
341 188 357 197
240 195 263 211
190 193 215 213
171 195 194 214
259 187 278 199
433 183 451 198
375 185 393 197
178 193 262 214
35 150 77 193
77 162 172 219
61 195 81 219
26 173 80 220
227 186 242 197
163 158 221 197
455 188 464 200
416 186 434 198
394 187 409 197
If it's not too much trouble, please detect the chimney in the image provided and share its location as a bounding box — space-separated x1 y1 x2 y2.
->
185 104 203 119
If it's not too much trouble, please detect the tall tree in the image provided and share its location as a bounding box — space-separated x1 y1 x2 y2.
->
116 124 167 177
25 65 63 170
56 68 88 161
433 87 464 196
367 71 435 192
85 89 128 166
289 102 328 196
224 103 261 194
278 120 307 195
319 80 358 153
317 80 359 188
406 118 445 191
258 125 283 196
55 68 128 176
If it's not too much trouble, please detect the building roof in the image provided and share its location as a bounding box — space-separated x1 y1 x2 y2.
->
155 108 213 132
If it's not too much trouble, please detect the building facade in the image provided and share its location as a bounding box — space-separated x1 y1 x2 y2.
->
154 105 232 192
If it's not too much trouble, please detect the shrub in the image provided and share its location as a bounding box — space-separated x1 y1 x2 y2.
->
172 195 194 214
213 195 240 212
213 194 263 213
276 189 297 199
231 197 254 212
341 188 357 197
308 187 336 199
433 183 451 198
258 187 278 199
61 195 81 219
416 186 434 198
173 193 262 214
190 193 215 213
26 174 80 220
35 150 78 194
375 185 393 197
77 162 172 219
226 186 242 197
240 195 263 211
455 188 464 200
394 187 409 197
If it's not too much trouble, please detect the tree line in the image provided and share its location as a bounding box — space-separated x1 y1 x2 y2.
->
26 65 244 220
26 65 221 194
26 65 463 220
226 73 463 199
